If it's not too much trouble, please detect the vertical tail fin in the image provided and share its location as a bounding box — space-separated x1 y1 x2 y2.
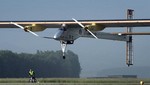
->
126 9 134 66
126 35 133 66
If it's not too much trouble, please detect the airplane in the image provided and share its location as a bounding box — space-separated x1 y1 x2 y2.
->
0 18 150 66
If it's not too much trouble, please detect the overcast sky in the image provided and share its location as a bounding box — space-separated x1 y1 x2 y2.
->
0 0 150 77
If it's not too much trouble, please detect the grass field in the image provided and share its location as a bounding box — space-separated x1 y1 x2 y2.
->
0 78 149 85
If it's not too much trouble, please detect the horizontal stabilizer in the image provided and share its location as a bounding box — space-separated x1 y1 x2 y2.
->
81 32 129 41
112 32 150 35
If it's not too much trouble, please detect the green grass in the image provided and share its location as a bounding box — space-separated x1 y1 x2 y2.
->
0 78 149 85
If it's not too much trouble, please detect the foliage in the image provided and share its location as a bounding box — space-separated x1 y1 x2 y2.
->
0 50 81 78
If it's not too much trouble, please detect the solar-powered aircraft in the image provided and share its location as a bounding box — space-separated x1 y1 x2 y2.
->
0 18 150 66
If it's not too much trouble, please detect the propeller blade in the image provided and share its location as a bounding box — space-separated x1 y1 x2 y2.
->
11 22 24 30
27 30 39 37
11 22 39 37
87 29 98 39
72 18 98 39
72 18 85 28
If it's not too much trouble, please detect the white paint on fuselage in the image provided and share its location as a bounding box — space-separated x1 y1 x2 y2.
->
54 28 83 41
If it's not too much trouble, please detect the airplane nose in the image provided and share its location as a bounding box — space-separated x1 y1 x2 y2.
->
54 30 63 39
54 34 58 39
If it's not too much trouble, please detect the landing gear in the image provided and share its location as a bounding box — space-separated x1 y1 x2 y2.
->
63 56 66 59
61 41 67 59
60 40 74 59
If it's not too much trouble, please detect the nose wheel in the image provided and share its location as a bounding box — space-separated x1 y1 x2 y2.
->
61 41 67 59
63 55 66 59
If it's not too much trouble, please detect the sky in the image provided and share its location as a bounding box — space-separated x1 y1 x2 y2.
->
0 0 150 77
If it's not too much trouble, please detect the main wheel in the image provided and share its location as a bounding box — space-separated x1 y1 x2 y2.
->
63 56 66 59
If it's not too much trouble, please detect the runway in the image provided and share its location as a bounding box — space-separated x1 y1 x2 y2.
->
0 78 149 85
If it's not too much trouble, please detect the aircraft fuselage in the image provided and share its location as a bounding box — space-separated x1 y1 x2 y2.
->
54 28 82 43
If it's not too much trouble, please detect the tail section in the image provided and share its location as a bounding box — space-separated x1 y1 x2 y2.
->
126 9 134 66
126 35 133 66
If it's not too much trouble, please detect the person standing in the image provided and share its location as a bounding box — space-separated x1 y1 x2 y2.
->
29 69 36 83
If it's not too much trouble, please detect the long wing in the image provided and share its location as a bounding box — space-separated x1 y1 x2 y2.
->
0 19 150 29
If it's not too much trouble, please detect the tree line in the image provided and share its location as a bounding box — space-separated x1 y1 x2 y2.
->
0 50 81 78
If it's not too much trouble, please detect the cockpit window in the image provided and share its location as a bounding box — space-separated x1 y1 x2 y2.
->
59 28 66 31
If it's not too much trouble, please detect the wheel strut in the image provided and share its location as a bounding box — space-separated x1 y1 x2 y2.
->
60 41 67 59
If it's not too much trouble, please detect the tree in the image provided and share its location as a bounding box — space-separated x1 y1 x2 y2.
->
0 50 81 78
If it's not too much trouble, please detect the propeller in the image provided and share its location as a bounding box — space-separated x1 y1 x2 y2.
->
72 18 98 39
11 22 54 39
11 22 39 37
